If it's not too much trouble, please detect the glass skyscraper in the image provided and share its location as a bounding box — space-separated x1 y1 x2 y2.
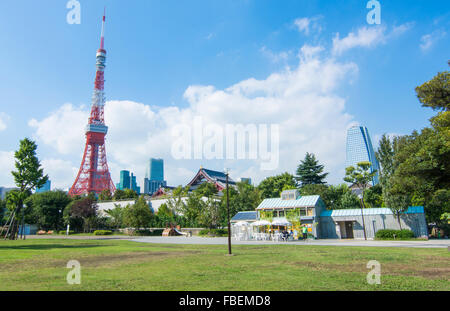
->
144 158 166 195
146 158 164 181
345 126 380 185
116 170 140 194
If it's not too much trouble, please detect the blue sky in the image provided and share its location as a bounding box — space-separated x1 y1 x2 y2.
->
0 0 449 189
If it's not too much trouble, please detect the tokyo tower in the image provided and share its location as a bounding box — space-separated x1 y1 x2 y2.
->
69 11 115 196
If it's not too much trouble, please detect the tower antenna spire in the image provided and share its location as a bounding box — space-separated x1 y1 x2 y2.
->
100 7 106 50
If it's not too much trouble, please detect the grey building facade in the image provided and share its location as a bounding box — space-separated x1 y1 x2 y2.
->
319 207 428 239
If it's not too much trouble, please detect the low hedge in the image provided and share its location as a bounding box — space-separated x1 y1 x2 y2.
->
199 229 228 237
93 230 113 236
134 229 164 236
58 230 75 235
375 229 415 240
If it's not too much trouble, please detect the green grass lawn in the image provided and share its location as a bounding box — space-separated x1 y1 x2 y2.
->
0 239 448 291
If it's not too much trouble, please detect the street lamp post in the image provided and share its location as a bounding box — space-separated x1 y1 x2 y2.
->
358 194 367 240
225 169 232 255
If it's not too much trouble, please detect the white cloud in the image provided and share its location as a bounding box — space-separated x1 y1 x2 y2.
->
260 46 290 63
332 26 386 56
332 23 412 56
0 112 10 131
29 41 358 188
420 30 447 52
28 103 88 155
293 16 322 36
40 158 78 191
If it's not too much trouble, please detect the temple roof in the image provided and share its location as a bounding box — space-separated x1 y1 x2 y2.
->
187 168 236 191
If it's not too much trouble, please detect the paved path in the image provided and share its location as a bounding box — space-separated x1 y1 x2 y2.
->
25 235 450 248
26 235 134 240
131 236 450 249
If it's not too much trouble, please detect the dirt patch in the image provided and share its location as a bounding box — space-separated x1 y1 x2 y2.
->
285 260 450 280
1 250 200 272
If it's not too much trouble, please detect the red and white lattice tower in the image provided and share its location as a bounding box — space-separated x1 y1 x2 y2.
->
69 11 115 196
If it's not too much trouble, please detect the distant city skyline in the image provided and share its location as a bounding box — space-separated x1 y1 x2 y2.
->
0 1 448 189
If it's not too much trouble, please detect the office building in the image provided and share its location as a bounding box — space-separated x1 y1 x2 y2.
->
143 158 167 195
116 170 140 194
345 125 380 185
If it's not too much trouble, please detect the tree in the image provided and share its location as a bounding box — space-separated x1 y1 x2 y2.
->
98 189 112 201
295 153 328 185
384 192 411 230
339 191 360 209
105 205 125 229
123 196 153 229
26 190 72 231
166 186 188 214
5 138 48 239
220 182 261 226
197 197 221 229
0 198 6 226
344 161 377 192
415 71 449 111
386 63 450 225
157 203 175 218
113 189 126 200
123 189 139 199
363 184 383 208
69 198 98 233
258 173 296 199
181 191 204 227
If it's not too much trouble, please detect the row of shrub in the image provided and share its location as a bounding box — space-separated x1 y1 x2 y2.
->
199 228 228 237
93 230 113 236
375 229 415 240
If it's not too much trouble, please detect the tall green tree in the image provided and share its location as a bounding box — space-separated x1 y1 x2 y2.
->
6 138 48 239
258 173 296 199
295 153 328 185
387 63 450 225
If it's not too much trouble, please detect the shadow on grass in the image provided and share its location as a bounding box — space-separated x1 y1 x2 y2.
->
0 243 109 251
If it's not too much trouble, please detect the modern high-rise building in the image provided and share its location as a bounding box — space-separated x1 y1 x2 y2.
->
143 158 166 195
345 125 380 185
36 180 51 193
146 158 164 181
116 170 140 194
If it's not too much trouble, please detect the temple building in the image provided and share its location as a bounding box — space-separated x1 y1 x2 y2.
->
187 168 236 192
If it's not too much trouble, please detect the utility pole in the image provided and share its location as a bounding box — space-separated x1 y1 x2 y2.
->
225 169 232 255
